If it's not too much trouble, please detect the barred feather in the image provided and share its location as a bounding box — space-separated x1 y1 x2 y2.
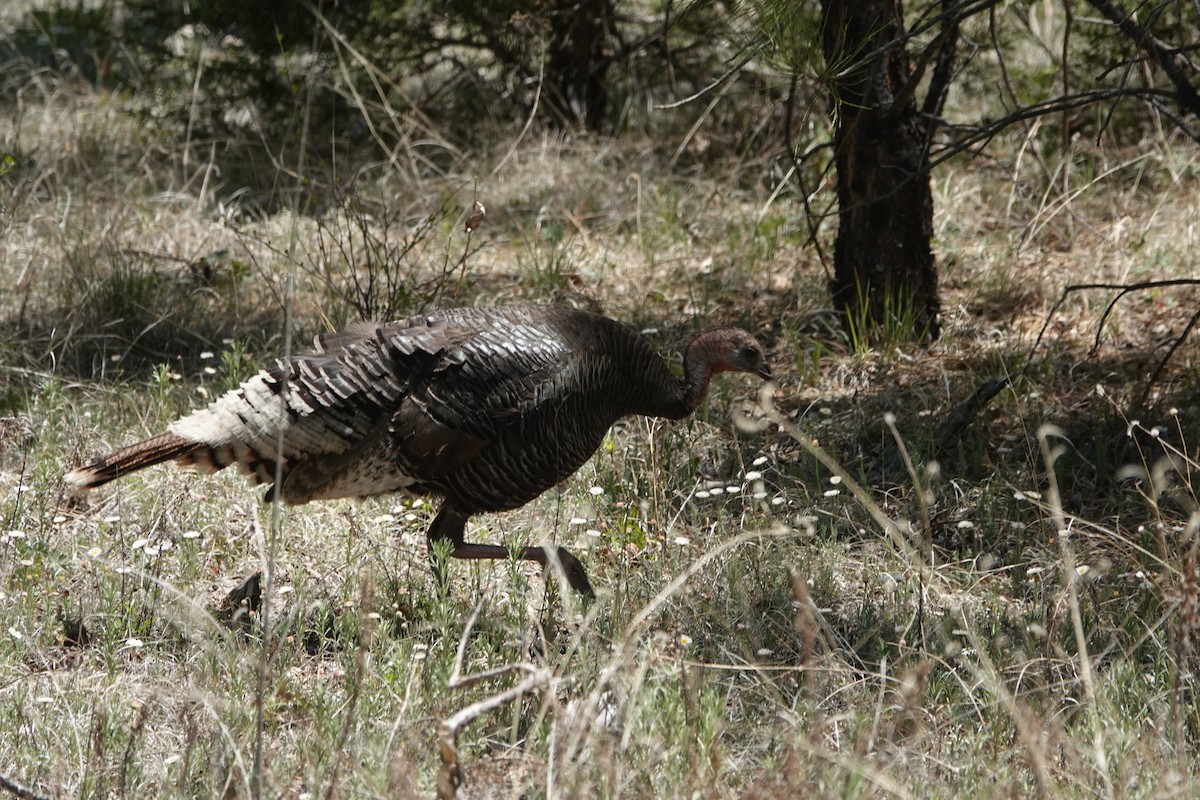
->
65 432 202 488
64 304 772 595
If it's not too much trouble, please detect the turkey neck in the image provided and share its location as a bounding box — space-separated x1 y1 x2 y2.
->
641 335 718 421
682 336 722 415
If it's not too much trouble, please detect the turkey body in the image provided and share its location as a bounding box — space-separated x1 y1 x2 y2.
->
66 304 773 595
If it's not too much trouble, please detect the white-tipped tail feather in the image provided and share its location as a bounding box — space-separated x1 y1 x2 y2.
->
65 432 203 489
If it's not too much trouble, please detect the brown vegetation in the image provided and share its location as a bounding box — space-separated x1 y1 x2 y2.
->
1 2 1200 798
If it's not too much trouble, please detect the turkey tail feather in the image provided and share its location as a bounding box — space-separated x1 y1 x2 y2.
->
65 432 201 489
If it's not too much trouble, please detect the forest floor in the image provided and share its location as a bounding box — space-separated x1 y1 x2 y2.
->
2 28 1200 800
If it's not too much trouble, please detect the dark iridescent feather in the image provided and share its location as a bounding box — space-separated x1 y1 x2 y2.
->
66 304 773 595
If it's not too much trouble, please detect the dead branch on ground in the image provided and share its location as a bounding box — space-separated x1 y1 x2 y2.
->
436 602 552 800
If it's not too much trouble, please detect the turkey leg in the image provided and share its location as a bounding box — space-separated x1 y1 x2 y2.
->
426 505 595 596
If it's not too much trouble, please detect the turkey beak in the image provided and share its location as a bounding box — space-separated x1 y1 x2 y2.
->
755 363 775 382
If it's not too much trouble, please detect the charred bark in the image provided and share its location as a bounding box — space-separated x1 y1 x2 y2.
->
821 0 941 341
545 0 615 130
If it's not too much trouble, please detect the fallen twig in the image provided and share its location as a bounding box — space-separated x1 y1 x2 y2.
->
0 771 49 800
932 375 1013 456
435 601 552 800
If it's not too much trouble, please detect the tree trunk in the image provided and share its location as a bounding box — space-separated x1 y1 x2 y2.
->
821 0 940 341
546 0 614 130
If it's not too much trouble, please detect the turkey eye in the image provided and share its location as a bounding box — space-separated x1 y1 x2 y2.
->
739 345 759 361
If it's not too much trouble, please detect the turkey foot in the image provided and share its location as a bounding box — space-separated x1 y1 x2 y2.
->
427 506 595 596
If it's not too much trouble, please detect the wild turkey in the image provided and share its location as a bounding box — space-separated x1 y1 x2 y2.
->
65 304 773 596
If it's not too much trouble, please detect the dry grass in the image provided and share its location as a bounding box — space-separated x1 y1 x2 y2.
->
3 13 1200 800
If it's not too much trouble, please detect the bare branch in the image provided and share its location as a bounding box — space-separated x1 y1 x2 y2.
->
1139 306 1200 409
0 772 50 800
928 87 1184 167
1085 0 1200 117
436 602 553 800
921 0 962 119
1023 280 1200 408
785 70 834 273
